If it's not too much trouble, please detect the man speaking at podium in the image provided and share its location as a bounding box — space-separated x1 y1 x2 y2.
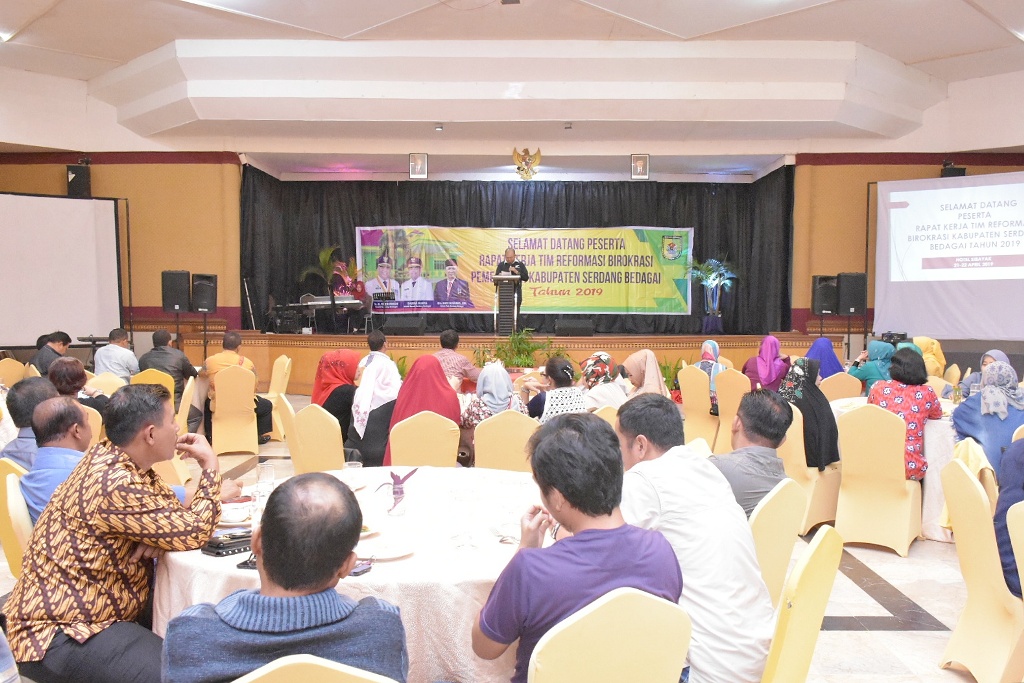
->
494 247 530 325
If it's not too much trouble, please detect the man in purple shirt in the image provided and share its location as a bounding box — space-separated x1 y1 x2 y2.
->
472 412 682 683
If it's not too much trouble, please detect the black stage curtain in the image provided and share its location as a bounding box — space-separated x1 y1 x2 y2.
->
240 166 793 335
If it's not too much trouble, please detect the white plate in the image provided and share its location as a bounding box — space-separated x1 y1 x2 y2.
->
357 538 414 561
219 503 251 526
360 525 378 540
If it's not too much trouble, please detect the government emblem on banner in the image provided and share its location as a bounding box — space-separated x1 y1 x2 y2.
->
662 236 683 260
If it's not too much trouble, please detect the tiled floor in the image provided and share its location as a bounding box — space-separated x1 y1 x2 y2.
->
0 393 982 682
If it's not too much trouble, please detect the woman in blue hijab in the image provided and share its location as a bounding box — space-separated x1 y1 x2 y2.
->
847 340 894 394
952 360 1024 474
958 349 1011 399
804 338 844 380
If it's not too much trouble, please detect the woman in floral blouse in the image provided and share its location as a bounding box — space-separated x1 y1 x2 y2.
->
867 348 943 480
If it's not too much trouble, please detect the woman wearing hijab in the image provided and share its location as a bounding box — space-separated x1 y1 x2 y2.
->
779 357 841 470
958 349 1011 398
311 348 361 438
804 338 844 380
622 349 671 398
741 335 791 392
913 336 947 378
896 341 923 356
461 361 528 429
952 360 1024 474
693 340 727 414
868 348 943 481
384 355 461 466
579 352 628 411
847 340 894 394
344 353 402 467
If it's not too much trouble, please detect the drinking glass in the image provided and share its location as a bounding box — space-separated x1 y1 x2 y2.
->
971 383 982 396
256 463 275 497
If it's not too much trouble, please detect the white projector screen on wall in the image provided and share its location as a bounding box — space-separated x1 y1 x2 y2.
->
875 171 1024 341
0 193 121 347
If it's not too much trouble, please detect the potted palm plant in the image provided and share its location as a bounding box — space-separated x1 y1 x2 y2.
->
690 258 737 334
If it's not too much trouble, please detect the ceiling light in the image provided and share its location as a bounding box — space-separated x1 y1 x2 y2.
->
564 122 573 130
435 123 444 132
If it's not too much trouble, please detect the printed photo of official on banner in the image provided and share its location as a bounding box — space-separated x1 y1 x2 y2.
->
356 226 694 315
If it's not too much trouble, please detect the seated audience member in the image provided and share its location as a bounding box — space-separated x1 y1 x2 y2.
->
345 353 402 467
354 330 388 385
959 349 1010 399
384 355 460 466
461 361 528 429
742 335 791 393
897 340 923 355
779 357 841 470
162 473 408 683
523 357 587 424
0 378 59 469
709 390 792 516
622 349 671 397
138 329 201 431
48 356 109 413
472 413 682 683
694 340 727 414
847 340 894 394
311 348 361 438
203 331 273 444
29 332 71 376
995 439 1024 598
579 352 627 412
914 336 947 378
616 394 774 683
868 348 942 480
952 360 1024 474
21 397 92 523
92 328 139 382
434 329 481 387
804 337 844 380
4 384 222 683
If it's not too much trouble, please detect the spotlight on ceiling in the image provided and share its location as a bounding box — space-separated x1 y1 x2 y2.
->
435 123 444 132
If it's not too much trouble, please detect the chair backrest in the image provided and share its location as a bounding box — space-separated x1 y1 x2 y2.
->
775 404 814 486
1007 501 1024 604
925 376 951 397
749 478 808 608
214 366 257 418
513 371 545 393
230 654 400 683
759 525 843 683
80 404 104 450
0 472 34 579
1013 424 1024 442
678 365 721 448
0 459 28 480
0 358 26 387
175 376 196 434
712 369 750 453
86 372 127 396
389 411 460 467
593 405 617 427
23 363 41 379
293 404 346 474
266 355 292 397
130 368 175 396
687 437 712 457
474 410 537 472
819 372 862 402
527 587 691 683
718 356 734 369
944 363 962 386
836 404 908 498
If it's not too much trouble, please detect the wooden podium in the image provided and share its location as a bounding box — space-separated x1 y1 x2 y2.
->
493 274 521 335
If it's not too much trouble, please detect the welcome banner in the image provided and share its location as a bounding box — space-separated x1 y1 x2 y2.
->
355 226 693 315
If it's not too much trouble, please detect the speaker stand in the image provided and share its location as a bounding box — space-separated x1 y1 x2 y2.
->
174 313 181 350
202 313 210 360
845 315 853 360
818 315 824 337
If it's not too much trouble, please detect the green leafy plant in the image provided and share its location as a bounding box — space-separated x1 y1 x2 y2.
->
689 258 737 316
389 354 409 379
659 356 684 389
473 330 572 370
298 246 362 288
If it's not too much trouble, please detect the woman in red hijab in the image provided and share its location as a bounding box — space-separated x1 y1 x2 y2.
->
384 354 461 466
311 348 361 439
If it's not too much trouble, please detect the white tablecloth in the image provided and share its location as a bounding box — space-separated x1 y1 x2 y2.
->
829 397 955 543
154 466 542 683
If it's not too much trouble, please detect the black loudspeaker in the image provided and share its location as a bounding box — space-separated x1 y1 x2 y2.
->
811 275 838 315
191 274 218 313
941 166 967 177
554 319 595 337
67 165 91 198
837 272 867 315
161 270 191 313
383 317 426 336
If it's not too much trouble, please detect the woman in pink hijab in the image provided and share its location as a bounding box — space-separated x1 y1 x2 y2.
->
741 335 791 392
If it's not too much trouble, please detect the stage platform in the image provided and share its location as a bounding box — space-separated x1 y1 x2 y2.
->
181 331 843 395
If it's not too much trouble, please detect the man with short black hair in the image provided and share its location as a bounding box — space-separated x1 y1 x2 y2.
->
92 328 139 382
709 389 792 517
434 329 480 385
617 393 774 683
163 473 408 683
473 412 681 683
20 397 92 523
5 384 222 683
29 332 71 375
355 330 389 385
139 329 200 431
202 331 273 443
0 377 59 469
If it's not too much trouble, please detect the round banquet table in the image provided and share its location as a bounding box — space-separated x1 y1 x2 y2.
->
829 396 955 543
154 466 542 683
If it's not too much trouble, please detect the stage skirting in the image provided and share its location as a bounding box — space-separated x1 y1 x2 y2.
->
181 331 842 395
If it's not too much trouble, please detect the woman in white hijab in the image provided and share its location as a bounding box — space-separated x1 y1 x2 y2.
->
345 353 402 466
